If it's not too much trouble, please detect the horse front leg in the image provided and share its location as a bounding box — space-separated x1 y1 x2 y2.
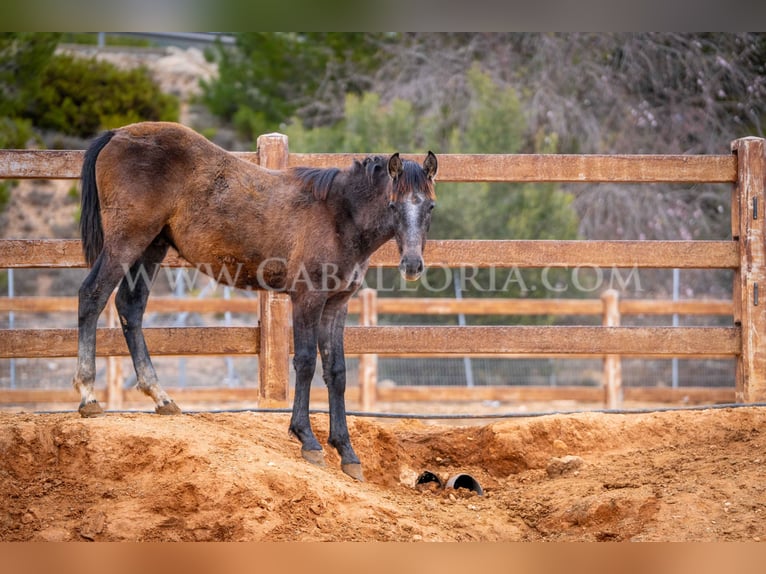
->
288 292 326 467
319 295 363 481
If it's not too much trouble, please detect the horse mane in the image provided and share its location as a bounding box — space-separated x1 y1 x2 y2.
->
355 154 436 202
290 155 435 203
392 160 436 202
291 166 341 201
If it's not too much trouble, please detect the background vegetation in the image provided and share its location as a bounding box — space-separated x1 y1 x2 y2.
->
1 33 178 144
0 33 178 214
2 32 765 304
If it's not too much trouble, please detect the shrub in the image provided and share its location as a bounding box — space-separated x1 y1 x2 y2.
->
27 54 179 138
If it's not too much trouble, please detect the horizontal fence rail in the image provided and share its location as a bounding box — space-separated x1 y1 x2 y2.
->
0 149 738 182
0 239 741 269
0 294 734 316
1 134 764 411
0 290 735 409
0 326 741 360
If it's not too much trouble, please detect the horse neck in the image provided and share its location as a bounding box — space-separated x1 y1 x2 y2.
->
331 180 394 257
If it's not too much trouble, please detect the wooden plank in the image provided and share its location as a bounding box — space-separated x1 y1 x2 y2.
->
0 239 87 268
372 297 603 315
258 291 292 405
105 297 123 409
290 153 737 183
0 295 732 318
620 299 733 316
0 240 189 268
358 288 378 411
0 150 259 180
1 150 736 183
0 327 259 358
602 290 623 408
373 297 733 316
623 387 735 404
0 150 85 179
341 326 741 357
0 295 260 314
0 325 738 359
373 385 735 405
374 385 606 403
427 154 738 183
371 240 739 269
142 297 259 314
347 297 733 317
256 133 292 407
732 137 766 402
0 239 740 270
344 350 737 360
0 296 77 312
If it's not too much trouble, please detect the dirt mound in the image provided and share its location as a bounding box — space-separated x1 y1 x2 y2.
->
0 407 764 541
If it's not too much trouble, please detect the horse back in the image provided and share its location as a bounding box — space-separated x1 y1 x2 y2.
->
97 122 226 189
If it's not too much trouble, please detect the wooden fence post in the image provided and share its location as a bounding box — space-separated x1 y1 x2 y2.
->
105 292 123 410
257 133 292 406
602 288 623 408
358 288 378 411
731 137 766 402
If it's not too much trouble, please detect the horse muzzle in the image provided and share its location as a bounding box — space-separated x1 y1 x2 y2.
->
399 255 424 282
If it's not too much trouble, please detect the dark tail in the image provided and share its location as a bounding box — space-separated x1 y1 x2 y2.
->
80 130 115 267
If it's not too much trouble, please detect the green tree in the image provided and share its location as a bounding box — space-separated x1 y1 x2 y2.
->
28 54 178 138
0 33 178 220
0 33 60 148
201 33 388 139
286 92 438 153
0 33 60 215
1 33 178 141
0 33 60 117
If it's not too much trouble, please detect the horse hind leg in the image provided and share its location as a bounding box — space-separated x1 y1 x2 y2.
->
114 237 180 415
73 252 131 417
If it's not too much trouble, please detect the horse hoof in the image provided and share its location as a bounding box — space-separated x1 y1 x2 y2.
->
341 463 364 482
78 402 104 418
155 401 181 415
301 449 326 467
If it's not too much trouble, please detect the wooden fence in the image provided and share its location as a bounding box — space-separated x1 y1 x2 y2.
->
1 133 764 411
0 289 735 409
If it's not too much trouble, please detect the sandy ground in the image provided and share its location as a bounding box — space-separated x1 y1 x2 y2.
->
1 405 764 542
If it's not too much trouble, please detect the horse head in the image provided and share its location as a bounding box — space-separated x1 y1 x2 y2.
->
387 151 438 281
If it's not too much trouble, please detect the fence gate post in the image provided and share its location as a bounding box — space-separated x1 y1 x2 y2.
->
601 289 623 408
731 137 766 402
257 133 292 406
358 288 378 411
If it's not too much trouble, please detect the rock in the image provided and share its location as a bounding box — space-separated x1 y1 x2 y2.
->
34 527 71 542
546 455 585 478
552 439 568 453
79 510 106 540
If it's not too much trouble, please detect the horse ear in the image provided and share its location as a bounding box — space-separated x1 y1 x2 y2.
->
423 151 438 180
388 153 403 180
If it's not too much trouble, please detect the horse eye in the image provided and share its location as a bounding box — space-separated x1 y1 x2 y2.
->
428 202 436 212
388 201 396 210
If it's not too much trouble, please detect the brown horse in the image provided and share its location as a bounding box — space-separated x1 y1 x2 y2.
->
74 121 437 481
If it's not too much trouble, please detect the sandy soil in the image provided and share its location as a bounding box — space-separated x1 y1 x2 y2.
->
1 406 764 542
